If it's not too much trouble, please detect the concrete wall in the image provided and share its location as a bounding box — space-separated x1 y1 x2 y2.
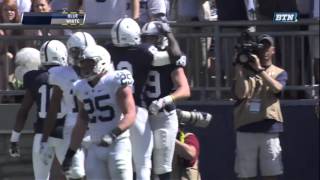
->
0 102 318 180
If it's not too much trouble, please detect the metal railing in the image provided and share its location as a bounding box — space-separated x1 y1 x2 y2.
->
0 19 319 103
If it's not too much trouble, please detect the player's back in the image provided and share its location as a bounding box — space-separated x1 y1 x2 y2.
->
24 69 65 135
106 43 154 106
49 66 80 127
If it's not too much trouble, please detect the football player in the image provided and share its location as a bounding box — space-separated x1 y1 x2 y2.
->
9 41 68 180
106 17 155 180
62 45 135 180
141 21 191 180
41 32 96 179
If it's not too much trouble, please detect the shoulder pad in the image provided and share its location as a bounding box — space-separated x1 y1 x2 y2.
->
175 55 187 67
48 66 66 86
147 45 158 55
152 50 170 66
114 69 134 86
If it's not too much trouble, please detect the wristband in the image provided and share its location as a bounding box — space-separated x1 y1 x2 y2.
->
163 95 174 105
10 130 21 142
65 148 76 159
111 127 122 138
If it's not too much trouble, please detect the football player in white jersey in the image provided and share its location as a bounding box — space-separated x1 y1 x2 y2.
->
41 32 96 179
107 17 155 180
9 41 68 180
141 21 190 180
62 45 136 180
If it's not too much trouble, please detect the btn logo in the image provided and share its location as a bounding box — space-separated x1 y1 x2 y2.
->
273 12 298 22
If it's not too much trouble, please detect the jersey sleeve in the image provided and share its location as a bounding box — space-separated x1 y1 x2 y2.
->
48 66 64 87
23 70 35 90
113 69 134 88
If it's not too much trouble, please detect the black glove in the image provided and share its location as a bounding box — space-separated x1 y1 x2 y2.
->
99 127 122 147
62 149 76 174
9 142 20 158
62 156 72 173
99 133 116 147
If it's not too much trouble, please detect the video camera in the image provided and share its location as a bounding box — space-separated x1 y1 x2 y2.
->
176 109 212 128
235 31 264 64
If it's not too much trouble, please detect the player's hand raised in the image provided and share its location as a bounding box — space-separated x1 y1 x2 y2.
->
9 142 20 158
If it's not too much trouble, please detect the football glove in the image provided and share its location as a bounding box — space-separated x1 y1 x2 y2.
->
99 133 116 147
148 95 174 115
62 148 76 176
9 142 20 158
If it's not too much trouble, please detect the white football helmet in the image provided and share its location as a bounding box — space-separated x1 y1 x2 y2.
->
14 47 41 81
67 32 96 65
111 18 141 47
40 40 68 67
95 45 114 73
79 45 112 80
141 21 168 50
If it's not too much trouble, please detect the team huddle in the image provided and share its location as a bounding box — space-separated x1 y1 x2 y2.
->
9 17 190 180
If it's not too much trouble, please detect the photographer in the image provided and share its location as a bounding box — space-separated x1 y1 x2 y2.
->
232 34 288 180
171 109 212 180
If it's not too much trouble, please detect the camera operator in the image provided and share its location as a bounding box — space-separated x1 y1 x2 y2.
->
171 109 212 180
232 34 288 180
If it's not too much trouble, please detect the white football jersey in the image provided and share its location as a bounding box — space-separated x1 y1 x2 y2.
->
49 66 80 127
73 70 134 143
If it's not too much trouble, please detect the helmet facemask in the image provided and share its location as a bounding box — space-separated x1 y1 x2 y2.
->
79 58 101 81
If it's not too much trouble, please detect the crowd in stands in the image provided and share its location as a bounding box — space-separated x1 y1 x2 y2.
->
0 0 319 102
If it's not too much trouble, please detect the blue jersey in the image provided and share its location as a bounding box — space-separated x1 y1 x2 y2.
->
23 69 65 138
106 43 155 106
143 50 186 107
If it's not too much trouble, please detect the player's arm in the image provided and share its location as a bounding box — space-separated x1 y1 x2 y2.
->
170 67 191 101
148 67 190 115
62 98 88 173
116 85 136 132
12 89 34 133
100 85 136 146
9 89 34 157
166 31 183 59
41 85 63 142
69 100 88 150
